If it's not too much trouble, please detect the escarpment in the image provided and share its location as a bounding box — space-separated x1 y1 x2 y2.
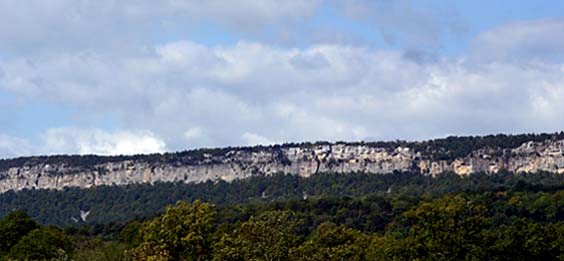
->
2 134 564 193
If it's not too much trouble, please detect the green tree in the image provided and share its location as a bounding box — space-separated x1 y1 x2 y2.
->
8 225 73 260
0 210 40 255
131 200 216 261
213 211 301 261
401 195 491 260
487 219 564 260
71 237 130 261
290 222 371 261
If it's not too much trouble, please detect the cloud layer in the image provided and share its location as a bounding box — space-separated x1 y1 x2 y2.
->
3 39 564 154
1 2 564 157
0 0 321 54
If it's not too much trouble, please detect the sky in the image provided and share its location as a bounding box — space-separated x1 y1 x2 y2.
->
2 0 564 158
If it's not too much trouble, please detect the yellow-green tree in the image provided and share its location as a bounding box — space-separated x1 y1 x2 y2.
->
290 222 371 261
401 195 491 260
213 210 301 261
131 200 216 261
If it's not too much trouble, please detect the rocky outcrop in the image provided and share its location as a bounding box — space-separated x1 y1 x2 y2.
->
2 139 564 193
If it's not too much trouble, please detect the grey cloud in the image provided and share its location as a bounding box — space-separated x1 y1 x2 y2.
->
166 0 321 32
338 0 464 49
471 18 564 63
3 2 564 158
402 49 438 64
0 0 321 54
0 0 466 55
290 52 330 70
3 40 564 156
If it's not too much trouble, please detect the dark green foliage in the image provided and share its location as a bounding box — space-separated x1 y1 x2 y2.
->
0 210 39 255
3 170 564 227
7 225 73 260
481 218 563 260
1 169 564 259
400 195 491 260
404 132 564 160
289 222 371 260
0 181 564 259
71 237 129 261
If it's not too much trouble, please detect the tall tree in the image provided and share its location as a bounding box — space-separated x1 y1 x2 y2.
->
0 210 39 255
131 200 216 261
213 211 301 261
8 225 72 260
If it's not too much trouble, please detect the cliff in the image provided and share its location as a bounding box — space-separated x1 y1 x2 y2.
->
2 134 564 193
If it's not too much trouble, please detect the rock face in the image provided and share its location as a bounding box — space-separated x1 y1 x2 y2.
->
2 138 564 193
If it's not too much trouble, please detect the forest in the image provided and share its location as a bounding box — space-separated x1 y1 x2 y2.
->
1 171 564 260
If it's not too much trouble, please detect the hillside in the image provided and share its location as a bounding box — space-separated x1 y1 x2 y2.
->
2 133 564 260
1 132 564 193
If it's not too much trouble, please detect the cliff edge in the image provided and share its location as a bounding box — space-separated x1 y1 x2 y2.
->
1 133 564 193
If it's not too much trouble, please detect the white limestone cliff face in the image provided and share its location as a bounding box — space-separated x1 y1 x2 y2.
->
1 139 564 193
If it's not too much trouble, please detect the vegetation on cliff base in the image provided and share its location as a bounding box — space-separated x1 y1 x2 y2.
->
1 171 564 259
2 170 564 226
2 191 564 260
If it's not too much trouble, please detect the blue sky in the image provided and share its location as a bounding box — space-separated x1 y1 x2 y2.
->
1 0 564 158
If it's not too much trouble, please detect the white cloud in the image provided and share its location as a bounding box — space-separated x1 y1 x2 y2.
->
0 128 167 158
241 132 277 146
41 128 167 155
184 127 204 141
7 2 564 159
3 39 564 156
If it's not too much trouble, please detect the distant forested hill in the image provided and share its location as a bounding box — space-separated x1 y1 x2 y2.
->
2 132 564 260
2 171 564 226
2 170 564 260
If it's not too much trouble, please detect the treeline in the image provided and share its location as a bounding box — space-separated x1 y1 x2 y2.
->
0 170 563 259
3 189 564 260
123 195 564 260
2 171 564 226
404 132 564 160
2 132 564 171
0 211 72 260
